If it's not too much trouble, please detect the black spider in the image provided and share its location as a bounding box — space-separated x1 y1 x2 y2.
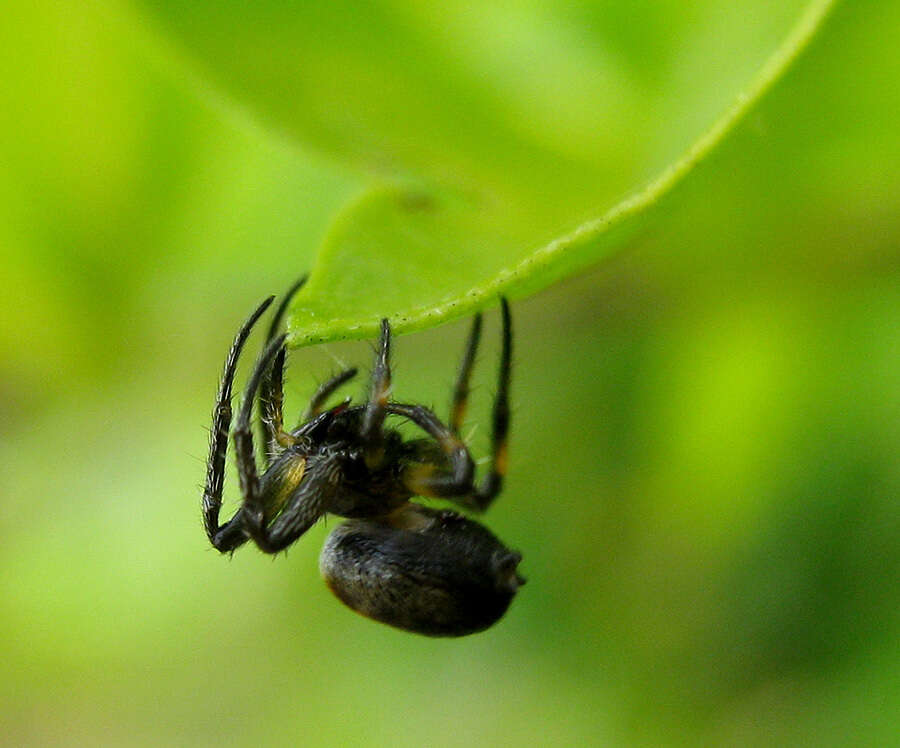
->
202 278 524 636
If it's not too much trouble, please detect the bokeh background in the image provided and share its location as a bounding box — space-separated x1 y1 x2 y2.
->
1 1 898 746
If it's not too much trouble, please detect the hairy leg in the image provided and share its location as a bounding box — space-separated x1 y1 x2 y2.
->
393 300 512 512
449 313 483 435
258 276 306 460
245 453 341 553
301 367 358 422
467 298 512 511
361 319 392 469
389 403 474 498
203 296 274 551
232 333 288 549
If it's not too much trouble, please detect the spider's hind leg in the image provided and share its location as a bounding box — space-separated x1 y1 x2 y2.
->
449 313 483 435
202 296 274 552
390 403 474 498
390 300 512 510
466 298 512 512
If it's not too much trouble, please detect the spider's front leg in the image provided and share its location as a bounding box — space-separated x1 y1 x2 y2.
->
235 333 341 554
257 276 305 460
256 278 359 456
203 296 274 553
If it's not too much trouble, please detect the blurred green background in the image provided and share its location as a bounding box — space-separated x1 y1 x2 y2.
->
1 1 898 746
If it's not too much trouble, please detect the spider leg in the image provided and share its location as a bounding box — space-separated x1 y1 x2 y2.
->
232 332 289 548
361 319 392 469
449 313 482 435
235 332 343 553
300 367 358 423
260 346 294 458
258 276 307 460
394 300 511 511
245 452 341 553
467 298 512 511
265 276 307 343
389 403 475 497
203 295 275 552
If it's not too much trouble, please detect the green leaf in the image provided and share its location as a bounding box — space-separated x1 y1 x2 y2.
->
136 0 837 345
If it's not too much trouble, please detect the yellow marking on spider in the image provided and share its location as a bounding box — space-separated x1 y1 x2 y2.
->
265 457 307 520
285 457 307 484
386 503 434 531
406 463 438 496
373 381 392 407
494 442 509 477
451 396 469 425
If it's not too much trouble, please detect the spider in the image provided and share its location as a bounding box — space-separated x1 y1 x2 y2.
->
201 278 524 636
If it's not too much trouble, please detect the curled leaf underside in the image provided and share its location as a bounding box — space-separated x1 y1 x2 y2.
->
136 0 838 344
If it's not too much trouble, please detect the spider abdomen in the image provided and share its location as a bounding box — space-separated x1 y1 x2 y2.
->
320 504 524 636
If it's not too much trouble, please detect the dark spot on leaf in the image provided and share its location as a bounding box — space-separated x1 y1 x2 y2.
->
398 191 436 212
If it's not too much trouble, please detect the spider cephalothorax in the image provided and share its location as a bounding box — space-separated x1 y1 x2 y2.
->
201 278 523 636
